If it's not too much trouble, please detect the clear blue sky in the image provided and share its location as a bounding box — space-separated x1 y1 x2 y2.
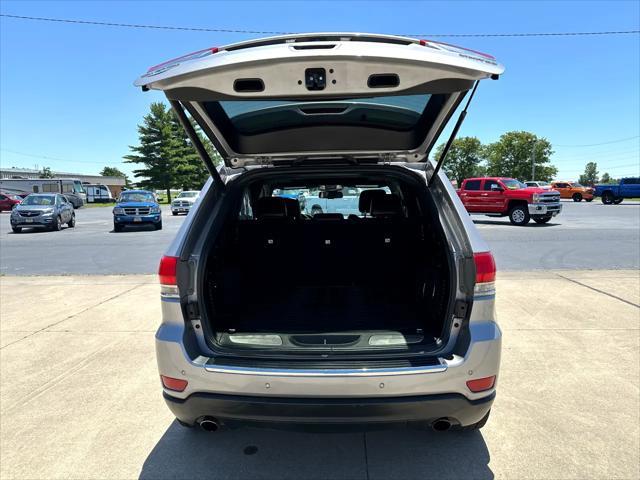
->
1 1 639 181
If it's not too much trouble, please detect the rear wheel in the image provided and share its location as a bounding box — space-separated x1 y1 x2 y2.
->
508 205 530 225
572 193 582 202
11 227 21 233
602 192 614 204
585 198 593 202
533 215 552 224
460 410 491 432
613 198 623 205
68 213 76 228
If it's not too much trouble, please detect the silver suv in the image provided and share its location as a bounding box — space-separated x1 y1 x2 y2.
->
10 193 76 233
139 33 503 432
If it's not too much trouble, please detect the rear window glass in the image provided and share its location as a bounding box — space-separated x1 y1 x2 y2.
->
211 94 436 134
464 180 481 191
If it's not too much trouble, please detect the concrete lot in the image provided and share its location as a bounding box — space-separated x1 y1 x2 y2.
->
0 201 639 274
1 271 638 480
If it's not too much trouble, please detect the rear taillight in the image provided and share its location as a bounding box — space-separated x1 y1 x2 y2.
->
473 251 496 296
474 251 496 283
466 375 496 393
160 375 188 392
158 255 178 286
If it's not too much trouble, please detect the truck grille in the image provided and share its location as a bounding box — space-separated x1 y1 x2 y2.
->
174 201 191 207
18 210 41 217
124 207 151 215
540 194 560 203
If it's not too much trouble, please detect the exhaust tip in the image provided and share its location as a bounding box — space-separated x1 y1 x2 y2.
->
198 417 220 432
431 418 452 432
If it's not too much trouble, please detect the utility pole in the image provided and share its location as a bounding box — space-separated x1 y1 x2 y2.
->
530 140 538 181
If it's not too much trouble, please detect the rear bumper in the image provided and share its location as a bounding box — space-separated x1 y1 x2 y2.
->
528 203 562 216
163 390 495 428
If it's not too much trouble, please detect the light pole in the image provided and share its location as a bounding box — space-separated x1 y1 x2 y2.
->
531 139 539 181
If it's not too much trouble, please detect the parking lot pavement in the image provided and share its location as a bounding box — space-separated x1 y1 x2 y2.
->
1 201 639 275
1 271 638 479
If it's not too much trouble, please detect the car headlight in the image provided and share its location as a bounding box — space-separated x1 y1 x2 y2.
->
532 193 540 203
113 207 124 215
150 206 161 214
41 208 54 215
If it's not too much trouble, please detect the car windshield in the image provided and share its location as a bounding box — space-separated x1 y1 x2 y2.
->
537 182 550 186
178 192 198 198
502 179 525 190
22 195 55 206
119 192 155 203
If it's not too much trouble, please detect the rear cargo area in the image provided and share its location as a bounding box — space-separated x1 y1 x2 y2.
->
201 170 453 353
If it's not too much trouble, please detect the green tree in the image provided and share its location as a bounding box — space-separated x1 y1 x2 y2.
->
169 115 210 190
578 162 599 185
600 172 617 184
100 166 131 187
434 136 485 185
124 103 181 202
485 131 557 181
39 166 54 178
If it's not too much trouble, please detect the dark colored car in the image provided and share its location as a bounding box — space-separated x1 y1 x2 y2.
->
0 193 22 212
10 193 75 232
113 190 162 232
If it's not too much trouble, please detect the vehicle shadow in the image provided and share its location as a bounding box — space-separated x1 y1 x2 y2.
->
472 219 560 227
139 421 493 480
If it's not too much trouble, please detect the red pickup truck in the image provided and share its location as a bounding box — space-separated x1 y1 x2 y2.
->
457 177 562 225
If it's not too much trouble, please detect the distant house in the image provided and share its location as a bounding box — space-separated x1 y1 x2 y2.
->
0 167 126 197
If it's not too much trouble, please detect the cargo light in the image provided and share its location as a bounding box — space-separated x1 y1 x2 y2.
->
466 375 496 393
158 255 178 286
160 375 188 392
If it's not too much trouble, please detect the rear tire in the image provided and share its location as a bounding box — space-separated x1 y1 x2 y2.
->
572 193 582 202
508 205 530 225
602 192 614 204
585 198 593 202
533 215 552 224
68 213 76 228
460 410 491 432
613 198 623 205
11 227 21 233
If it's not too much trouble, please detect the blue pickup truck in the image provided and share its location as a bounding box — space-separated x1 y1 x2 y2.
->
594 177 640 204
112 190 162 231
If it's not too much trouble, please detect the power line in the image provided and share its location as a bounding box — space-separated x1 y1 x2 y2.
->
555 135 640 148
0 148 125 165
1 14 639 38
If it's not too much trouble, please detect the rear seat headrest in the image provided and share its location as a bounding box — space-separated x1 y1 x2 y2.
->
358 189 387 214
371 194 403 217
254 197 300 220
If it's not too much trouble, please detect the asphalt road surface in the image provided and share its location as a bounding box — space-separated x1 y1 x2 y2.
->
0 201 638 274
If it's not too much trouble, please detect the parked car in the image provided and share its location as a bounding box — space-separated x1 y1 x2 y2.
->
0 193 22 211
594 177 640 204
171 190 200 215
524 181 552 190
9 193 75 233
139 33 504 433
112 190 162 232
457 177 562 225
550 181 594 202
